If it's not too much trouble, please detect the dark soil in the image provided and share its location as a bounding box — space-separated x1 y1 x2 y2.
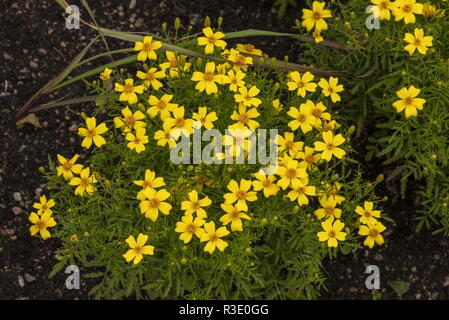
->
1 0 448 300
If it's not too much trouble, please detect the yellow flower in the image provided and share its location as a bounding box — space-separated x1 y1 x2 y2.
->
175 215 206 243
197 27 227 54
56 154 83 180
305 100 331 127
272 99 283 112
423 3 436 17
136 68 165 90
392 0 423 24
99 67 112 81
392 85 425 117
230 104 260 130
314 196 342 220
312 29 324 43
295 146 321 170
220 203 251 232
33 195 55 216
313 131 346 161
234 85 262 108
220 128 254 159
318 77 344 103
322 120 339 132
287 71 317 97
370 0 394 20
319 182 345 204
287 103 315 134
276 158 308 190
164 106 194 137
192 106 218 130
403 28 433 55
159 51 191 78
133 36 162 61
252 172 280 197
139 188 172 221
226 48 253 72
223 179 258 211
69 167 98 196
200 221 230 254
191 62 229 94
356 201 381 225
236 43 263 56
126 128 149 153
29 211 56 240
147 94 178 119
302 1 332 32
114 78 145 104
181 190 212 219
78 117 108 149
154 122 177 149
317 218 346 247
358 222 386 248
123 233 155 264
276 132 303 158
227 70 246 92
114 107 146 132
134 169 166 200
287 179 316 206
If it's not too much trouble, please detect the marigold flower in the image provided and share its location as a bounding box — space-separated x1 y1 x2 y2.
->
356 201 381 225
392 0 423 24
134 169 166 200
276 132 303 158
78 117 108 149
295 146 321 170
126 128 149 153
317 218 346 247
114 78 145 104
29 211 56 240
134 36 162 61
33 195 55 216
319 182 345 204
234 86 262 108
136 68 165 91
315 196 342 220
181 190 212 219
287 71 317 97
154 122 177 149
192 107 217 130
392 85 425 117
191 62 229 95
197 27 227 54
358 221 386 248
175 215 206 243
99 67 112 81
56 154 83 180
313 30 324 43
220 128 254 159
223 179 258 211
200 221 230 254
287 179 316 206
226 48 253 72
302 1 332 32
147 94 178 120
164 106 194 137
123 233 155 264
114 107 146 132
159 51 191 78
230 104 260 130
314 131 346 161
69 167 98 196
287 103 315 134
252 172 280 198
139 188 172 221
276 158 308 190
220 203 251 232
236 43 263 56
318 77 344 103
422 3 436 17
403 28 433 55
370 0 394 20
227 70 246 92
272 99 283 112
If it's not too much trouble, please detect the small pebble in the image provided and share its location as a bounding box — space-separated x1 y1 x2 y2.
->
18 276 25 288
12 207 22 215
13 192 22 202
24 273 36 283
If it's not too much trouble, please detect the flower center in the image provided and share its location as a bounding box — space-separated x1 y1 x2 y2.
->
175 118 185 128
326 143 335 150
305 154 314 163
245 44 255 52
297 114 306 123
286 168 297 179
328 230 336 238
325 206 335 215
142 181 152 188
146 72 156 81
170 59 178 67
204 72 215 81
313 11 322 20
36 221 46 229
369 229 379 237
236 190 246 199
403 4 411 12
143 43 152 52
297 81 305 88
239 113 250 123
379 1 388 9
191 202 200 209
149 198 160 208
262 179 271 187
157 100 167 110
125 115 135 124
209 233 219 242
285 141 294 149
413 38 421 46
312 109 322 118
187 223 197 233
124 84 134 93
80 178 89 187
63 162 72 170
405 96 413 105
87 129 96 137
133 245 143 254
364 211 372 217
231 210 240 219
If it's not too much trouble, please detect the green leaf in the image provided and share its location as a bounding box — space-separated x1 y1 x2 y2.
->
388 280 410 297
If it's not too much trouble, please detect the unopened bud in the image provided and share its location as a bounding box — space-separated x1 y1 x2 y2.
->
204 16 210 28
